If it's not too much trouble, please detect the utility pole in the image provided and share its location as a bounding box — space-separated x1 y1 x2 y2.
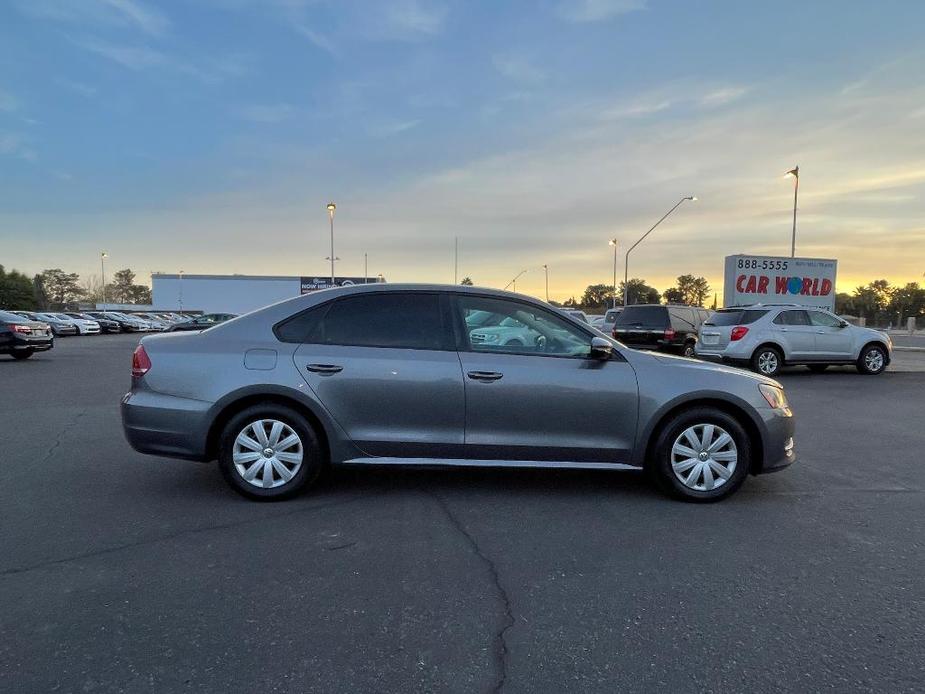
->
609 239 618 308
454 237 458 284
364 252 368 283
100 252 108 311
786 166 799 257
542 264 549 302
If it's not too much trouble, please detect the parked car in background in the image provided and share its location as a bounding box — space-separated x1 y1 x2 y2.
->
695 304 893 376
128 313 170 331
601 307 623 335
588 315 605 329
565 309 590 324
41 312 100 335
87 311 148 332
0 310 54 359
67 312 121 333
12 311 78 336
123 284 796 503
166 313 238 332
613 305 710 357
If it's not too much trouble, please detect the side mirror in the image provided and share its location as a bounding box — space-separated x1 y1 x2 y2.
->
589 336 613 360
838 320 849 328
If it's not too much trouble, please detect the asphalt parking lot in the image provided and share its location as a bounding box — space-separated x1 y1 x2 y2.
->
1 334 923 693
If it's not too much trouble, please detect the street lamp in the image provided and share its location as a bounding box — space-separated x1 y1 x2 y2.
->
504 269 528 292
100 252 108 311
542 264 549 302
178 269 184 313
326 202 338 285
608 239 618 308
624 196 696 306
785 166 799 257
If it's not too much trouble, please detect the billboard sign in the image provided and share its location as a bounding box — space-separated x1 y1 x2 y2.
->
300 276 383 294
723 255 837 311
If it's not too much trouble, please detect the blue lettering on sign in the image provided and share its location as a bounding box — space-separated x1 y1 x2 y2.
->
787 277 802 294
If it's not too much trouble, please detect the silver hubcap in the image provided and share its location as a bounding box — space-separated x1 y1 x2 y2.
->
233 419 303 489
757 351 778 374
671 423 738 492
865 349 884 371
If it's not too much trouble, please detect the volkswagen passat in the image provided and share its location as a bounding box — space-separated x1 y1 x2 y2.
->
122 285 796 502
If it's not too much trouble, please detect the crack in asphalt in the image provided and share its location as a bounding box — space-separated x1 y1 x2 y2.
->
431 492 515 694
0 494 365 578
37 408 87 466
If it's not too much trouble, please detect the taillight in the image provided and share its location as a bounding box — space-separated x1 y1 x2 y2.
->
663 328 676 340
730 326 749 341
132 344 152 378
11 324 32 334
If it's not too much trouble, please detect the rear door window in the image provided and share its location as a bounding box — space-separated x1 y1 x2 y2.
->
318 293 449 350
774 310 811 326
808 311 841 328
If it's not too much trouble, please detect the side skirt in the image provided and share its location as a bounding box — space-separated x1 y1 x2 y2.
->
339 457 642 471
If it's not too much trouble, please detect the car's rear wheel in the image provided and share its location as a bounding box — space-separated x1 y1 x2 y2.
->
752 346 783 376
11 350 34 360
808 364 828 373
218 404 323 500
650 407 751 502
857 344 887 375
682 341 696 358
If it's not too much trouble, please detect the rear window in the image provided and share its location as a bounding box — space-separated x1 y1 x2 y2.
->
0 310 25 322
704 309 769 326
614 305 668 328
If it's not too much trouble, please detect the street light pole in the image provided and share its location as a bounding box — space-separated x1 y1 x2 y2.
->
100 252 108 311
454 236 458 284
786 166 799 257
178 270 184 313
608 239 618 308
504 269 528 292
624 196 696 306
326 202 337 285
364 252 368 284
542 264 549 302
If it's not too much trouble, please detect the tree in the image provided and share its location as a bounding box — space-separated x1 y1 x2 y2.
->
662 287 684 304
0 265 37 309
105 268 151 305
579 284 616 312
887 282 925 323
460 277 473 286
38 268 84 308
620 278 660 305
852 280 892 323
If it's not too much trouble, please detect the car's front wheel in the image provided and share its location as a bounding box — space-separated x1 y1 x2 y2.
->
650 407 751 502
218 403 324 500
857 344 887 375
752 346 783 376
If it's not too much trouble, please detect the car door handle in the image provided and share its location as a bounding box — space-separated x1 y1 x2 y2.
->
306 363 343 374
467 370 503 382
779 328 789 332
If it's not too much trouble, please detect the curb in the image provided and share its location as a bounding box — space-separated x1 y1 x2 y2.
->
893 346 925 353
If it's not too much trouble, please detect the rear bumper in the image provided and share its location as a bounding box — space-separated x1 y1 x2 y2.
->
121 388 212 461
0 334 54 352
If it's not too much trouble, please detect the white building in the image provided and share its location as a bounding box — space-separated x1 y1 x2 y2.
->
151 273 383 314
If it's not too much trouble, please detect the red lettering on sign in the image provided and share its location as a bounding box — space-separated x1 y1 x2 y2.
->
801 278 813 295
736 274 746 292
820 278 832 296
745 275 757 293
757 276 769 294
775 276 788 294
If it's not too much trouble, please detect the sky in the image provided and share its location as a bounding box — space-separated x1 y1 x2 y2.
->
1 0 924 304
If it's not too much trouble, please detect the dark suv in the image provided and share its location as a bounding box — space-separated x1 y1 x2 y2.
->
613 304 710 357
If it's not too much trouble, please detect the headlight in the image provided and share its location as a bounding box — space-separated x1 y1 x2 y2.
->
758 383 788 410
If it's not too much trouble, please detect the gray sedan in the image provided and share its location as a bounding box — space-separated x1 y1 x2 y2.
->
122 284 796 502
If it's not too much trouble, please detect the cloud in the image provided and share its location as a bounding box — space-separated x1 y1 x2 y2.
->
493 54 546 85
0 132 36 161
367 119 422 137
699 86 749 107
294 23 338 56
383 0 447 36
72 37 166 69
557 0 647 23
57 79 99 97
0 89 20 112
236 103 296 124
15 0 169 37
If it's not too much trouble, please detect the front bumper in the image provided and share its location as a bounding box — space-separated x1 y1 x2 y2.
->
121 388 213 461
756 407 796 473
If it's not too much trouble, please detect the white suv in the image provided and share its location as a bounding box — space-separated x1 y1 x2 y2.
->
695 304 892 376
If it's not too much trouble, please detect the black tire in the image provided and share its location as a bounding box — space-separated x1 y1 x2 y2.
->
682 341 696 358
808 364 828 373
649 407 752 502
11 350 34 360
857 343 887 375
751 345 783 377
218 403 324 500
